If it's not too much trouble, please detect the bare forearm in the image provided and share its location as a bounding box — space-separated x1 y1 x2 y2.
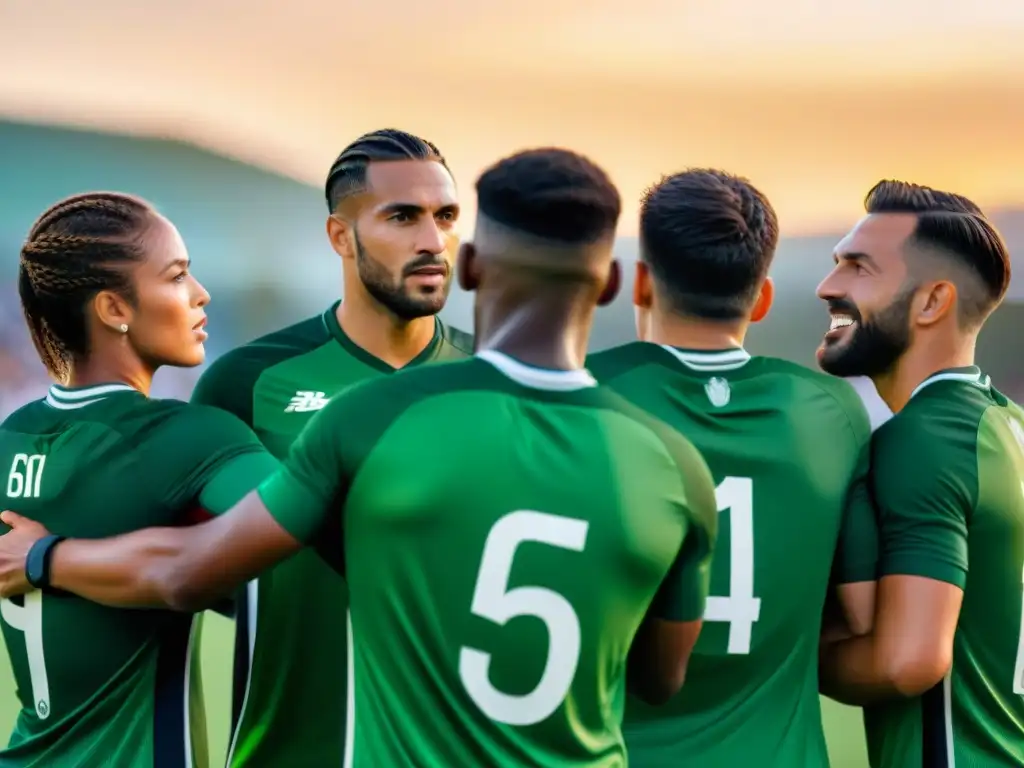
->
50 529 212 611
819 634 900 706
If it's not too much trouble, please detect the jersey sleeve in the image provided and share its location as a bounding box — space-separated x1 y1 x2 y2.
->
257 377 410 545
871 411 977 589
190 348 265 426
156 406 270 511
197 452 282 515
833 392 880 584
648 429 719 622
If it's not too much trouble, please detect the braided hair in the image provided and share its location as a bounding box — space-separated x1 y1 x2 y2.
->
639 169 779 321
324 128 448 212
19 192 154 382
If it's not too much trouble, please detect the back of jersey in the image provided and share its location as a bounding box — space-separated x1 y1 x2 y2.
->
0 383 259 768
590 343 874 767
317 352 716 768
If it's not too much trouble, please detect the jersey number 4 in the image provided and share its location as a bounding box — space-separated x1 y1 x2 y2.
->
704 477 762 655
0 593 51 719
459 510 588 727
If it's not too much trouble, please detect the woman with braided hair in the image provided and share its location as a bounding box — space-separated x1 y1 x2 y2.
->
0 192 280 768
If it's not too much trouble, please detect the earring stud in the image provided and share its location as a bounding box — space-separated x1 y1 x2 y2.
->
119 324 128 333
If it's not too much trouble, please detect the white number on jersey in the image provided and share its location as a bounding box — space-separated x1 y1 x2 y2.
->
459 509 589 726
6 454 46 499
0 593 51 719
704 476 762 654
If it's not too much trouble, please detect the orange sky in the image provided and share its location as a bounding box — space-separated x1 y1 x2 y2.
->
2 0 1024 234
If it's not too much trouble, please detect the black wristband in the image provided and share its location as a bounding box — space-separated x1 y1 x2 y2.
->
25 534 66 591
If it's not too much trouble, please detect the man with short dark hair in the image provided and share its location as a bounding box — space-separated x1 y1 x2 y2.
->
817 180 1024 767
588 168 880 766
190 128 472 766
0 147 718 768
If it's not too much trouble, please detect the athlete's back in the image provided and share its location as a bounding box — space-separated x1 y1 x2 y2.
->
0 383 264 768
257 351 718 767
589 342 876 767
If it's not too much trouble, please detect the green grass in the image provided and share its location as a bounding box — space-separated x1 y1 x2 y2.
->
0 614 870 766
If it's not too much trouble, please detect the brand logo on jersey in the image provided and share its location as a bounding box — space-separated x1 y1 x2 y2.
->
705 377 731 407
284 391 328 413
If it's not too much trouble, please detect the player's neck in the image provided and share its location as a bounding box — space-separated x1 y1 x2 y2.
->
335 295 436 369
476 289 593 371
645 311 747 351
871 334 977 413
66 351 154 396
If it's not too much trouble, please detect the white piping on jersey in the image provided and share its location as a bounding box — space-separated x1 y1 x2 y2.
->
909 369 990 401
225 580 260 767
343 610 356 768
477 349 597 391
943 668 955 767
44 383 135 410
659 345 751 371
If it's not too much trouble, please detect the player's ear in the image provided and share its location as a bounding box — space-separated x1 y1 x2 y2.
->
598 259 621 307
326 214 355 261
457 242 480 292
633 261 653 309
92 289 134 335
750 277 774 323
915 280 957 328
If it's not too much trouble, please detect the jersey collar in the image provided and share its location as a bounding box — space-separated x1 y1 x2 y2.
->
45 383 137 410
659 345 751 371
909 365 990 400
322 300 443 373
477 350 597 391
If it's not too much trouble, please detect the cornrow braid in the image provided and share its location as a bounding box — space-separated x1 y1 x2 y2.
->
325 128 448 212
19 192 154 382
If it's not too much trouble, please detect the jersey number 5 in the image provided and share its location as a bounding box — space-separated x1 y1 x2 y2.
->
459 510 589 727
0 593 51 719
704 477 762 655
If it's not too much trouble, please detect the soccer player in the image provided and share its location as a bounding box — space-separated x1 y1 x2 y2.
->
189 128 472 766
587 169 880 766
0 192 279 767
816 180 1024 767
0 148 718 767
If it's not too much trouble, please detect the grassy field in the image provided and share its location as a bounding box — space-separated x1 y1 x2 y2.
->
0 614 870 766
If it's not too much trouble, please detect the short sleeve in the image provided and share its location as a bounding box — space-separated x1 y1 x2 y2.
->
158 405 268 510
648 430 718 622
834 442 880 584
257 375 415 545
872 414 975 589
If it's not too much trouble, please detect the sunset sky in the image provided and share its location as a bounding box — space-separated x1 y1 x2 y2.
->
2 0 1024 234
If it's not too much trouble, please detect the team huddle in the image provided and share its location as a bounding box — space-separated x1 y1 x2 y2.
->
0 128 1021 768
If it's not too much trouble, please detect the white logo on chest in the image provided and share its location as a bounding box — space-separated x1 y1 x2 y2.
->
285 391 328 413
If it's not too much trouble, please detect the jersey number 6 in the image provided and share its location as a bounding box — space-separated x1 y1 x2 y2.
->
459 509 589 727
704 477 762 655
1 593 51 720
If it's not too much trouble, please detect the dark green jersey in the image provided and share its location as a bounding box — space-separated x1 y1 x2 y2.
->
0 383 268 768
255 351 717 767
588 342 877 768
864 367 1024 768
189 302 472 768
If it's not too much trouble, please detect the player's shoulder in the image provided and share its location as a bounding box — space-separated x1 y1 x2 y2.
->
586 341 663 382
204 312 331 381
438 321 474 356
0 397 48 433
136 399 263 461
193 311 332 410
755 356 875 438
877 377 989 452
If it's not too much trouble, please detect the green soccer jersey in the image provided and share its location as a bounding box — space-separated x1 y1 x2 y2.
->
864 366 1024 768
588 342 878 768
0 383 270 768
189 302 472 767
255 350 717 767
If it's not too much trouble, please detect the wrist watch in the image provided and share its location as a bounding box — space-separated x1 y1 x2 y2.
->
25 534 66 591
